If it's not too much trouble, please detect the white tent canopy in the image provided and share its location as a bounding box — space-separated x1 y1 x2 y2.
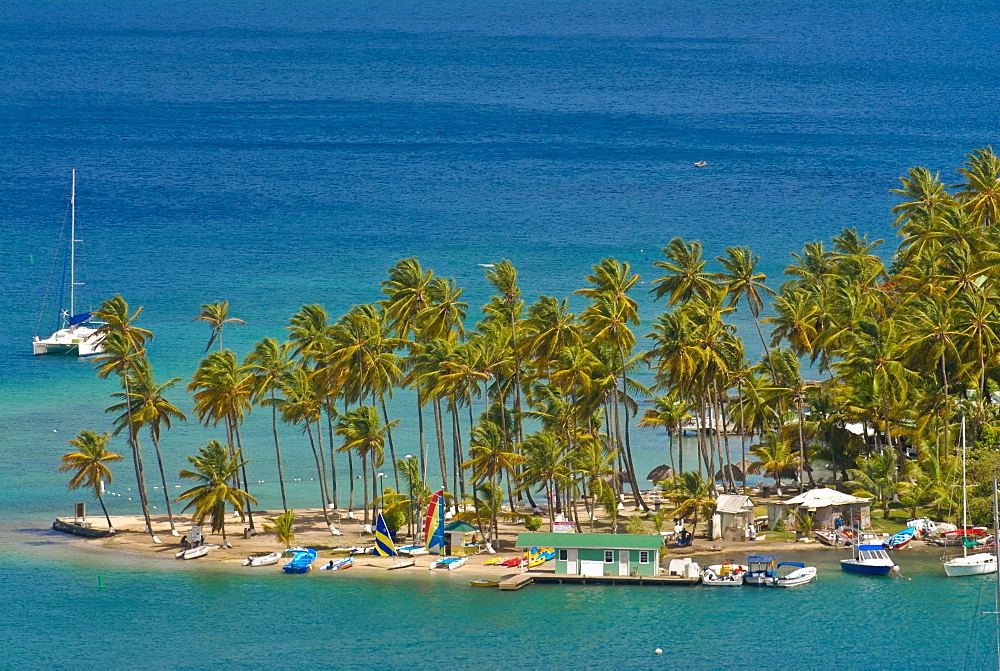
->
779 488 869 509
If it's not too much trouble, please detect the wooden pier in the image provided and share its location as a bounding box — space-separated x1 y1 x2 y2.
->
498 572 699 591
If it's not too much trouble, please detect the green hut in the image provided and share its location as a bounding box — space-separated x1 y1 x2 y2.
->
515 532 663 577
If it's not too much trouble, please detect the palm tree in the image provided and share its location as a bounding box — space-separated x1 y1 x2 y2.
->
92 295 157 541
245 337 296 513
748 433 800 493
107 358 186 535
192 300 246 352
335 405 400 524
665 471 716 544
264 509 296 548
463 420 527 529
517 431 569 531
188 349 257 532
650 237 713 305
58 430 124 531
638 393 691 475
846 448 912 518
276 366 332 526
714 246 777 377
176 440 256 546
955 146 1000 227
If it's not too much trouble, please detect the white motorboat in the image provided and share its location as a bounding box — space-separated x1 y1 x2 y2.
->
943 418 997 577
32 170 106 357
243 552 282 567
744 555 775 585
429 557 467 571
767 562 817 587
701 563 747 586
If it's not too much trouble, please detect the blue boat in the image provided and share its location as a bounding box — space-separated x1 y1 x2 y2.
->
283 548 317 573
745 555 776 585
840 544 896 575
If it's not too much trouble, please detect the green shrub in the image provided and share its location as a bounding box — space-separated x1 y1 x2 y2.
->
524 516 543 531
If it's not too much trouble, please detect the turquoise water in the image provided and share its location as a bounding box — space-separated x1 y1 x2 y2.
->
4 0 1000 666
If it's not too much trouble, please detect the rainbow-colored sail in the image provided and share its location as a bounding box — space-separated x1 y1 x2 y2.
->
425 490 446 555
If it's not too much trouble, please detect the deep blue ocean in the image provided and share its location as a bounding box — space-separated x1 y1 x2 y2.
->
3 0 1000 666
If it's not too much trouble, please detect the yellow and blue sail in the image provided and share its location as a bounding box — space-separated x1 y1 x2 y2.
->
425 490 446 555
374 512 398 557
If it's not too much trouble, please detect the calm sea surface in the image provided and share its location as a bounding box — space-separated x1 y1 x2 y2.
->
3 0 1000 666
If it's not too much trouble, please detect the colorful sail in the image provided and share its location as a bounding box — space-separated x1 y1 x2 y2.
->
425 490 446 555
373 512 398 557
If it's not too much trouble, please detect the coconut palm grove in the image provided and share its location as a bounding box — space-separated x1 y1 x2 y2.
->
67 148 1000 541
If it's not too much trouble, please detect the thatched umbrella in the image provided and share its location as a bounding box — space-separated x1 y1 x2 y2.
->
647 464 676 483
714 464 745 483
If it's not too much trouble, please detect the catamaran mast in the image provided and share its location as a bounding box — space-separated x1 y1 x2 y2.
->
69 169 76 320
962 417 968 560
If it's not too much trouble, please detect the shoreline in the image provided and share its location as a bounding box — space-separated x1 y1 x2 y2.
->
36 506 946 579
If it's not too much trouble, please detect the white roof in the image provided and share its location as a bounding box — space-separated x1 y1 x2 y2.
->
779 488 869 508
844 423 876 437
715 494 753 514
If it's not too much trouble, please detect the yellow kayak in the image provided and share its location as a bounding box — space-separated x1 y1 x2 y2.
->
483 556 505 566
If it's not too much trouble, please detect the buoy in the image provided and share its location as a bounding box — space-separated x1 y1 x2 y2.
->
654 648 663 655
53 429 58 433
98 575 104 588
891 565 900 573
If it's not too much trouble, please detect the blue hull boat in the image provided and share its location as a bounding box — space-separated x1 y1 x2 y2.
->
840 544 896 576
283 548 317 573
840 559 892 575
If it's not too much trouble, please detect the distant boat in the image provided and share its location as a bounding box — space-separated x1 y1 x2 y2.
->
693 161 708 167
944 418 997 577
283 548 317 573
177 545 212 560
429 557 467 571
767 562 817 588
52 517 114 539
321 557 354 571
243 552 282 567
32 170 106 357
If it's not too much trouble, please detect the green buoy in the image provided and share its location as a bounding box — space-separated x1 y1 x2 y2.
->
98 574 104 588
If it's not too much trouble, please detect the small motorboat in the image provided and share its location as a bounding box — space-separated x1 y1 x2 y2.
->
744 555 775 585
470 579 500 587
429 557 467 571
321 557 354 571
661 558 702 584
701 563 747 586
176 545 212 560
693 161 708 167
883 527 915 551
283 548 318 573
387 559 416 570
767 562 817 588
243 552 282 567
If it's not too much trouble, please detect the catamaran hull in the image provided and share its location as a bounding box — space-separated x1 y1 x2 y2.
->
33 327 104 357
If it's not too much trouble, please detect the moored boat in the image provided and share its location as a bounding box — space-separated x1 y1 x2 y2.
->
470 579 500 587
767 562 817 587
701 563 747 586
840 544 896 575
745 555 775 585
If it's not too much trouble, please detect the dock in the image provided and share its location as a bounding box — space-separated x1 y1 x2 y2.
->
498 572 700 591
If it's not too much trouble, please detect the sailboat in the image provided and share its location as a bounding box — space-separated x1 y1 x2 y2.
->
32 170 105 357
943 418 997 577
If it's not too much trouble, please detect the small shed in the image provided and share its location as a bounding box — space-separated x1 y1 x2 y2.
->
769 488 871 531
710 494 755 541
444 520 480 556
515 532 663 577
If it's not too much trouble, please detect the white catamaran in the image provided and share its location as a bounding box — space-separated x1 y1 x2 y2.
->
32 170 105 357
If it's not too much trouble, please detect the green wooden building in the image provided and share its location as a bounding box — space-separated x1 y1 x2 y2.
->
515 533 663 577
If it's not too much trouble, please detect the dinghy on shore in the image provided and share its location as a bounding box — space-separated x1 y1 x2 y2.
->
243 552 282 567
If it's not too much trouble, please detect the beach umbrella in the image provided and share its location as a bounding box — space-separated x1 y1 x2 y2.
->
647 464 676 482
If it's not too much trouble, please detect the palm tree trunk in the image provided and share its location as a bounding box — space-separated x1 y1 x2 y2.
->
305 423 331 526
433 397 448 491
233 424 256 533
149 432 176 534
361 450 371 525
97 492 114 532
347 449 355 512
380 395 400 492
325 409 338 509
315 413 332 507
270 390 288 513
122 372 156 541
417 390 427 483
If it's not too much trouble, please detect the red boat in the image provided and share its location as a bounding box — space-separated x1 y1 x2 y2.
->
500 557 523 567
941 527 987 537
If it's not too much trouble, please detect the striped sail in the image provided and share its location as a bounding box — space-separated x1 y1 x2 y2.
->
373 512 398 557
425 490 446 555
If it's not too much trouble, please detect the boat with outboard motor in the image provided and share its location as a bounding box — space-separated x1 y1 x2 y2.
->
745 555 776 585
767 562 817 588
